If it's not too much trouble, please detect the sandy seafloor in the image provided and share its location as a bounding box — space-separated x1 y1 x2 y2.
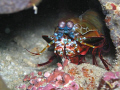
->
0 0 118 90
0 12 59 89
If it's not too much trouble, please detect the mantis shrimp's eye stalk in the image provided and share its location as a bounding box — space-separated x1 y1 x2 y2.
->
67 21 74 29
59 21 66 29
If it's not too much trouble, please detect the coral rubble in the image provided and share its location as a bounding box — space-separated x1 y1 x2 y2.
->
17 59 107 90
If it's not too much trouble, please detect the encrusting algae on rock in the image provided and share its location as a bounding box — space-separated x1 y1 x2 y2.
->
17 59 79 90
99 0 120 71
17 59 109 90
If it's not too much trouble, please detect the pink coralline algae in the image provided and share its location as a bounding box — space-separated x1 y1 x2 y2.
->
37 84 56 90
103 72 120 81
98 71 120 90
17 59 79 90
18 84 26 89
38 71 42 76
17 58 109 90
44 72 50 78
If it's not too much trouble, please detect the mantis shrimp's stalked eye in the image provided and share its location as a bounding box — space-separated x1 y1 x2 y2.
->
59 21 66 29
67 21 74 29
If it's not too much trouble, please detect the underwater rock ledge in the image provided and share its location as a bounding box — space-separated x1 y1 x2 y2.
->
99 0 120 71
0 0 42 14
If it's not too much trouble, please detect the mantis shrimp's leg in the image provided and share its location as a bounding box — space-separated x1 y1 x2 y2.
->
74 38 97 48
26 40 55 55
92 48 98 65
37 54 57 67
69 55 86 65
98 49 112 71
74 36 106 49
78 55 86 64
69 56 80 65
